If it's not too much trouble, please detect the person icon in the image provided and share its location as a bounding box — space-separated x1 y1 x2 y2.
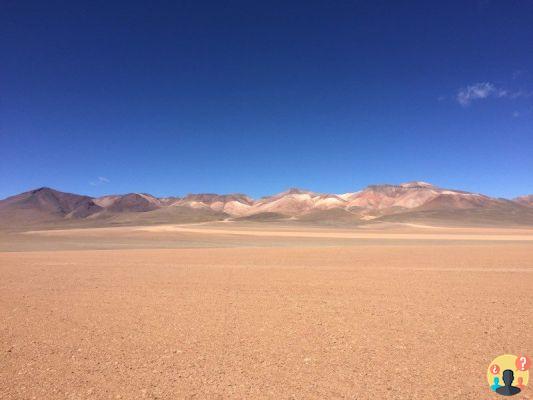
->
516 377 524 390
491 376 502 391
496 369 521 396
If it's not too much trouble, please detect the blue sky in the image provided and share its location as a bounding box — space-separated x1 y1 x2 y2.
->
1 0 532 199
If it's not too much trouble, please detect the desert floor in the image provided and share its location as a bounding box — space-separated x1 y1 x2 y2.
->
1 222 532 399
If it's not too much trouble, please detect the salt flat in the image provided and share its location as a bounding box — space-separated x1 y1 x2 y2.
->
1 224 532 399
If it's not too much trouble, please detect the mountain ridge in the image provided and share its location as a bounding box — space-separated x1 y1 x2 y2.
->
1 182 532 228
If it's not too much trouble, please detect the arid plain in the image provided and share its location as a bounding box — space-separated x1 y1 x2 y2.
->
1 222 532 399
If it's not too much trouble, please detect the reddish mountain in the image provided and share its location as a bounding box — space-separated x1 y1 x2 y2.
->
95 193 161 213
250 189 346 216
173 193 254 216
514 195 533 207
1 183 532 227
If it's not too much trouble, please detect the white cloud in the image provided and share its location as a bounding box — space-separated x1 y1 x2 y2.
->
90 176 110 186
456 82 530 107
457 82 496 106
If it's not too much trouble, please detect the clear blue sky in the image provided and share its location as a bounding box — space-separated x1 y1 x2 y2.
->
1 0 532 199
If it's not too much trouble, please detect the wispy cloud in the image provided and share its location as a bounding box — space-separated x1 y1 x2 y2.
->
90 176 110 186
456 82 529 107
457 82 499 106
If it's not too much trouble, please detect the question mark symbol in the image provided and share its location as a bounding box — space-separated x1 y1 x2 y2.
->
515 355 530 371
491 364 500 374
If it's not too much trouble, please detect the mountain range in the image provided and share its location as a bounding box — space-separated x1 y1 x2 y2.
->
1 182 532 228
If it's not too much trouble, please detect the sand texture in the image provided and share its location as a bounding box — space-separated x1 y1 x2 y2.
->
1 224 532 399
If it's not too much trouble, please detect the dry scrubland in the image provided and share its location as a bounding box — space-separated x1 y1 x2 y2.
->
1 223 532 399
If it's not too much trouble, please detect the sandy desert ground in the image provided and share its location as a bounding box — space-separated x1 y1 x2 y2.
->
1 222 532 399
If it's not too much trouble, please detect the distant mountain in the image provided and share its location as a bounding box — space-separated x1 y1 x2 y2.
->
514 195 533 207
340 181 438 209
340 181 497 210
1 183 533 228
250 188 347 216
0 187 102 226
172 194 254 216
94 193 161 212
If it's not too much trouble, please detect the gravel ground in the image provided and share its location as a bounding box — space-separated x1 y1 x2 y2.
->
1 242 532 399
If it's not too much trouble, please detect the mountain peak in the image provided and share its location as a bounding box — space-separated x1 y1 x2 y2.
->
399 181 436 188
31 186 55 193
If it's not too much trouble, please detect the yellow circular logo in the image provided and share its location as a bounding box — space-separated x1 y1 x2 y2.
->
487 354 530 396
